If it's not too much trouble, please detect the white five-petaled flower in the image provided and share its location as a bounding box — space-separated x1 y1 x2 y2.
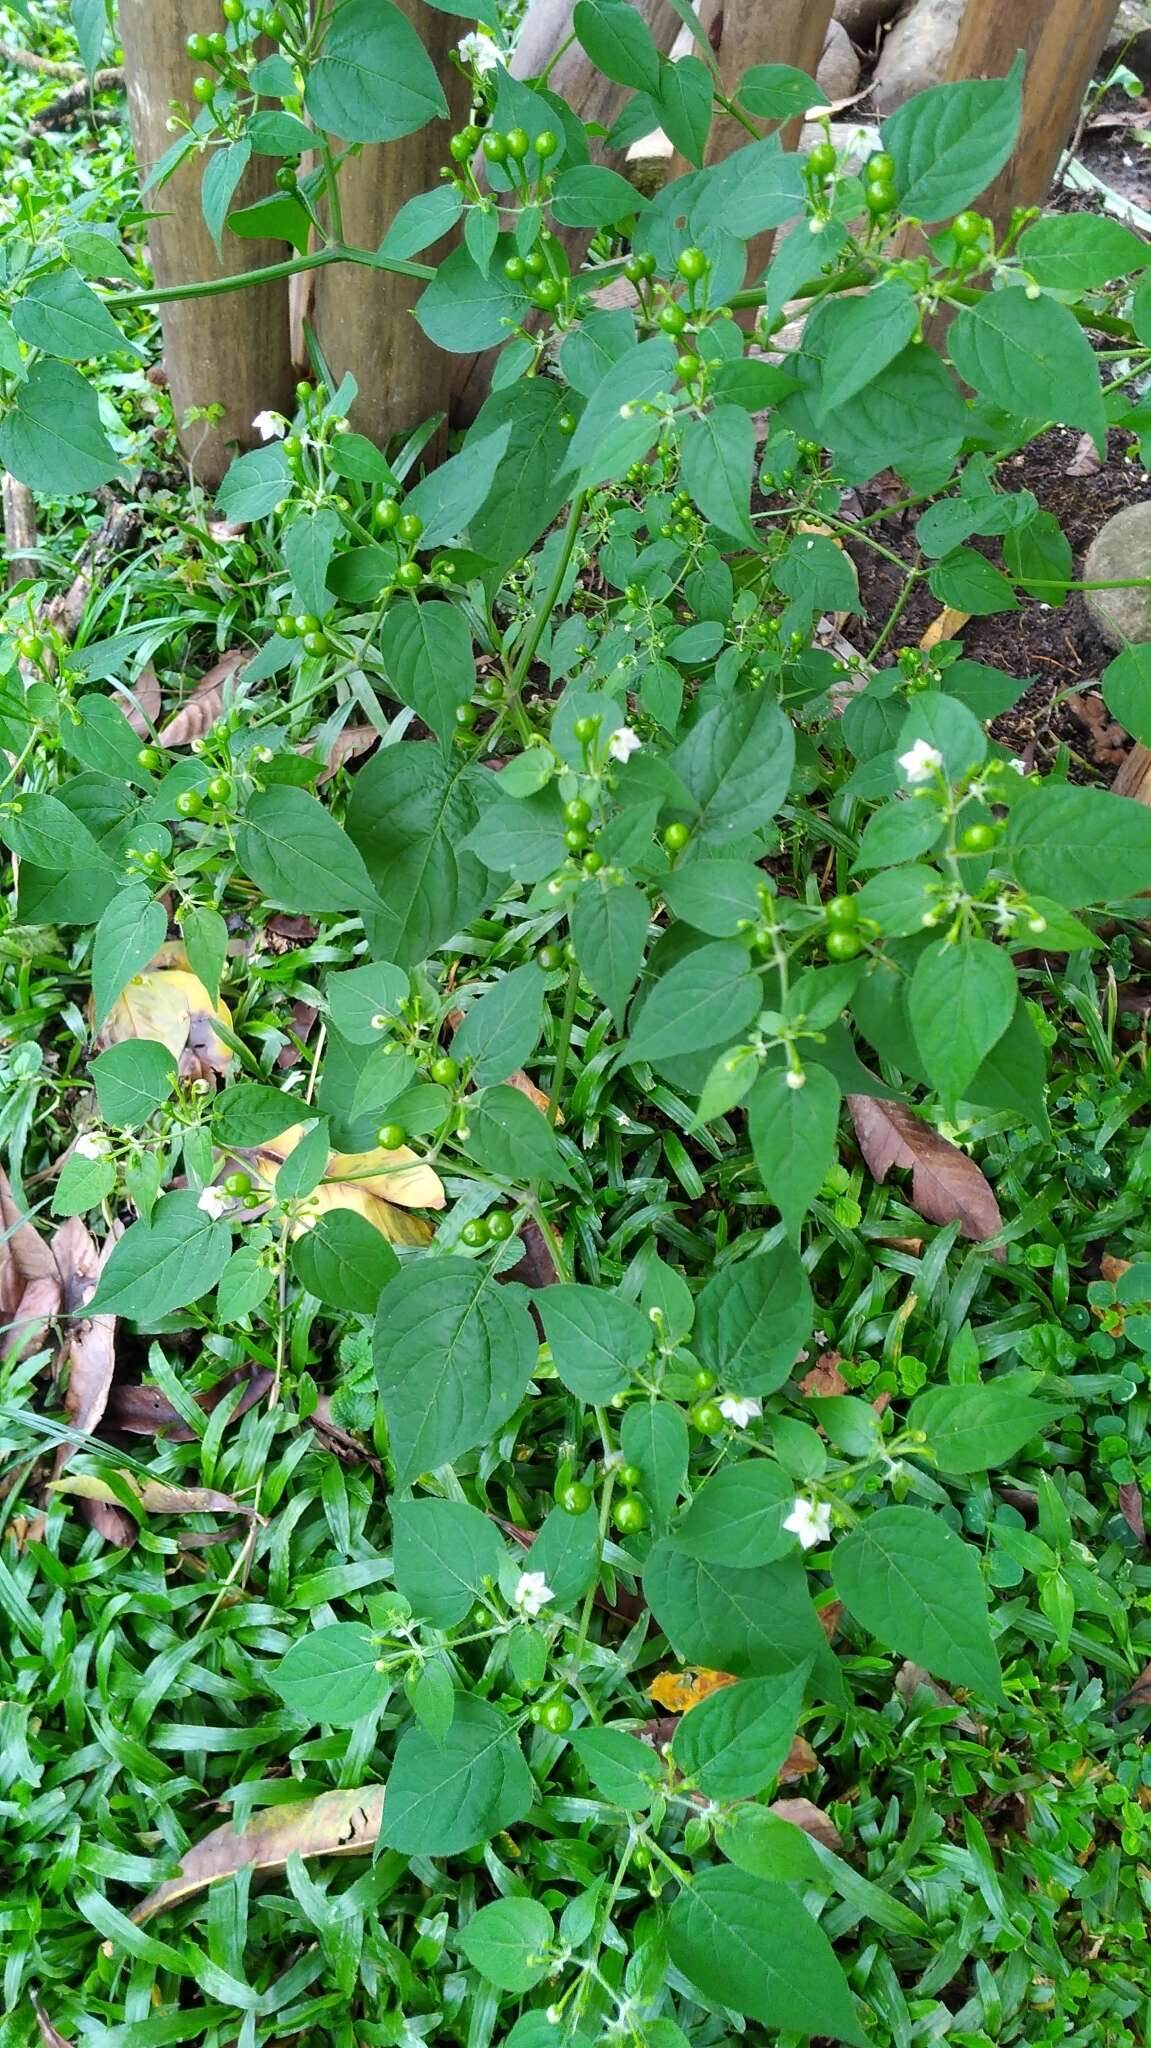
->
457 29 501 71
197 1184 230 1220
718 1394 762 1428
75 1131 111 1160
898 739 944 786
252 409 286 441
514 1570 555 1618
608 725 642 763
784 1495 833 1550
1009 756 1027 775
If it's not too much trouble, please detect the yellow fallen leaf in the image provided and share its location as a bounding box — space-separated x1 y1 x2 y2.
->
133 1785 385 1923
49 1472 252 1516
920 606 970 650
99 968 233 1071
255 1125 444 1246
648 1666 739 1715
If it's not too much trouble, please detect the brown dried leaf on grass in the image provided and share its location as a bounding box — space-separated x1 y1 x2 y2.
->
50 1221 130 1545
96 961 233 1081
798 1351 848 1399
31 2000 72 2048
253 1124 444 1247
313 722 379 783
847 1095 1003 1253
0 1167 61 1359
121 661 162 738
1119 1481 1145 1544
105 1362 274 1440
920 605 969 650
768 1797 842 1853
157 648 246 747
133 1786 386 1923
49 1472 252 1518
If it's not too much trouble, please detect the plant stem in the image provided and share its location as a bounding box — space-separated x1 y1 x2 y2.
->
548 957 581 1126
104 241 433 311
510 487 588 696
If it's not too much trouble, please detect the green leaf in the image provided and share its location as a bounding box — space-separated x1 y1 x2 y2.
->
13 267 135 360
53 1148 116 1219
216 443 291 522
1102 643 1151 746
737 62 818 121
452 963 546 1085
91 887 168 1031
950 289 1105 450
467 380 579 575
1002 508 1072 601
0 359 119 493
346 743 492 966
644 1543 843 1695
237 787 381 915
528 1502 600 1608
680 406 757 548
676 1459 794 1567
560 335 676 485
373 1258 537 1487
90 1039 176 1126
1015 213 1149 290
570 879 648 1023
620 1398 689 1530
774 533 859 616
292 1209 400 1315
908 937 1016 1103
652 53 713 167
747 1064 841 1240
283 507 341 618
670 693 794 842
896 692 987 781
694 1244 813 1395
216 1244 275 1321
214 1083 299 1148
229 192 312 254
806 335 966 490
391 1498 504 1626
662 859 762 938
720 1807 823 1884
573 0 661 94
834 1507 1002 1696
1005 782 1151 904
569 1725 660 1810
538 1284 650 1402
305 0 449 141
962 997 1050 1136
324 962 408 1046
880 59 1023 222
402 421 512 550
464 791 567 882
406 1654 455 1742
2 790 114 875
380 600 475 746
379 185 463 261
818 282 920 413
467 1085 574 1189
415 242 531 352
908 1377 1060 1473
551 165 647 228
627 942 762 1063
202 140 253 257
71 0 107 75
928 546 1018 615
672 1663 808 1798
89 1189 232 1320
271 1623 387 1727
853 794 944 870
461 1899 554 1993
382 1697 533 1855
667 1867 865 2045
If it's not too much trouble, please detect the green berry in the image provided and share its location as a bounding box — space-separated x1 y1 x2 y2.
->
302 630 329 656
222 0 243 22
377 1123 406 1149
808 140 837 177
613 1495 649 1534
541 1697 574 1732
618 1463 642 1489
430 1055 459 1086
557 412 577 435
663 821 690 852
867 151 895 182
960 821 998 852
294 612 320 637
675 353 701 383
206 775 232 804
583 850 604 874
454 702 478 728
136 746 161 771
693 1368 716 1393
186 32 211 57
572 715 599 743
504 255 527 280
658 302 688 335
676 246 708 281
533 278 562 309
564 824 589 851
564 797 592 827
449 131 474 162
396 562 422 589
17 632 44 660
461 1217 490 1248
274 164 298 191
223 1170 251 1197
559 1480 593 1515
487 1210 516 1242
276 611 298 637
534 130 558 158
690 1398 723 1433
825 927 863 961
537 943 564 971
482 130 508 163
373 497 400 530
176 790 203 819
397 512 423 543
505 127 530 160
524 250 546 276
825 893 858 926
951 210 984 247
192 75 215 102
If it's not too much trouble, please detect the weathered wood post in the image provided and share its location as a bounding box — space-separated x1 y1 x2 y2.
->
118 0 295 488
704 0 836 288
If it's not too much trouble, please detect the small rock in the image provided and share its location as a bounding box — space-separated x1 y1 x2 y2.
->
834 0 903 41
870 0 965 113
817 18 861 101
1102 0 1151 88
1083 500 1151 647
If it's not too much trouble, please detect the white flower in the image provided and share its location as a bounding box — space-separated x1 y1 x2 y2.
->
252 409 286 441
784 1069 806 1091
75 1132 111 1160
514 1570 555 1618
898 739 944 786
458 29 501 71
1009 756 1027 775
718 1395 762 1428
197 1184 230 1220
608 725 642 763
784 1496 833 1550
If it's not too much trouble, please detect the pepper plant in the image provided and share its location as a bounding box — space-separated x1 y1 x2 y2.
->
6 4 1151 2043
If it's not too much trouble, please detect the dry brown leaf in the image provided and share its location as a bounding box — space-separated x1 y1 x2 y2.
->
157 649 246 747
253 1124 444 1246
1112 1660 1151 1720
31 2000 72 2048
1101 1253 1133 1283
49 1472 252 1517
818 1598 843 1643
133 1785 386 1923
799 1351 848 1399
503 1217 560 1290
121 662 162 738
0 1166 62 1359
847 1095 1003 1252
1119 1481 1145 1544
920 605 969 650
97 967 233 1076
314 723 379 783
895 1660 981 1734
647 1666 739 1715
105 1362 273 1440
1066 430 1103 477
768 1798 842 1853
779 1735 817 1783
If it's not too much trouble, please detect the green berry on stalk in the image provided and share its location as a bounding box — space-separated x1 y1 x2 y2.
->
572 715 599 743
951 210 984 247
461 1217 490 1248
504 254 526 280
808 140 837 176
487 1210 516 1242
454 701 478 727
295 612 319 636
373 497 400 529
663 821 690 852
658 301 688 335
192 75 215 101
206 775 232 804
533 278 562 309
537 943 564 971
676 353 701 383
825 893 858 926
449 131 474 161
302 630 329 655
541 1697 574 1732
693 1367 716 1392
676 246 708 281
208 29 228 53
535 130 558 157
263 6 286 30
505 127 530 159
564 824 589 851
223 1170 251 1197
186 32 211 57
524 250 546 276
960 821 998 852
276 611 298 637
564 797 592 827
618 1463 642 1489
377 1123 407 1149
396 561 422 589
136 746 161 771
690 1398 723 1433
482 130 508 162
559 1480 593 1515
274 165 297 191
557 411 576 435
825 927 862 961
430 1055 459 1086
865 183 893 217
17 632 44 660
176 790 203 818
614 1495 649 1534
583 850 604 874
222 0 243 22
867 150 895 182
479 675 503 700
397 512 423 543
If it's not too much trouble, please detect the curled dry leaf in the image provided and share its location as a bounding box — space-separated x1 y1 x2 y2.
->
895 1660 981 1734
847 1094 1003 1253
31 2000 72 2048
120 661 162 739
0 1166 62 1360
1113 1659 1151 1721
157 648 246 747
1119 1481 1145 1544
920 605 969 650
1066 429 1103 477
133 1785 386 1924
799 1350 848 1399
97 964 233 1079
313 722 378 783
1101 1253 1133 1283
648 1666 738 1715
503 1216 559 1290
768 1797 842 1854
49 1472 252 1517
253 1124 444 1246
105 1361 274 1440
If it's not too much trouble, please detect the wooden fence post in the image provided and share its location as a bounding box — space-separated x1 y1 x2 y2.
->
942 0 1120 233
308 0 466 451
704 0 835 289
118 0 295 488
